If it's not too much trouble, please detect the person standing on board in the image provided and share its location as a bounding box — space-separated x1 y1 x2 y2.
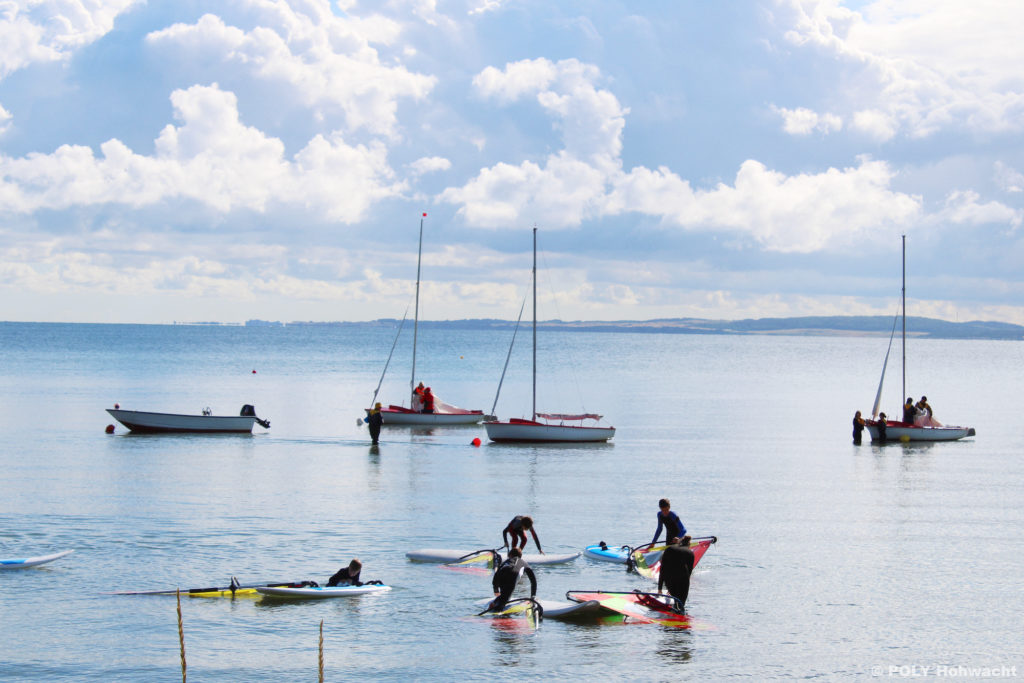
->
420 387 435 414
651 498 687 545
487 547 537 612
502 515 543 554
366 403 383 445
658 535 695 612
327 559 362 587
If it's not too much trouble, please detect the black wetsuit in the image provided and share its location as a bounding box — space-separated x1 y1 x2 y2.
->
367 411 383 444
651 510 686 545
852 417 864 444
489 556 536 611
657 543 695 611
503 516 542 552
327 568 361 587
877 419 888 442
903 403 916 424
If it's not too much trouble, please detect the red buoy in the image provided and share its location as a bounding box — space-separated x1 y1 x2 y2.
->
471 437 481 447
105 424 115 434
113 403 120 409
252 369 257 374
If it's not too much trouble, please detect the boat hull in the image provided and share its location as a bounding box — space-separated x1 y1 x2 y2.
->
484 419 615 443
368 406 485 426
865 420 974 442
107 409 258 433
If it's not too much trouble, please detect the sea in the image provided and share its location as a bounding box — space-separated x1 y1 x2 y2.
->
1 321 1021 681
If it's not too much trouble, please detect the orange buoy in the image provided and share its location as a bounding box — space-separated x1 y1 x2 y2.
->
105 424 115 434
471 437 481 447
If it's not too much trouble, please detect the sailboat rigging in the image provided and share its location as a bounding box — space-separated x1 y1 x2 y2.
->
863 235 975 442
366 214 485 426
484 227 615 443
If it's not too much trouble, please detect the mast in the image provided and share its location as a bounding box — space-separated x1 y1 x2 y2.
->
411 213 425 401
532 226 537 421
901 234 906 408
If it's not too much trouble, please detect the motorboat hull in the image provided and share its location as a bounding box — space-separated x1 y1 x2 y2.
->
107 409 259 433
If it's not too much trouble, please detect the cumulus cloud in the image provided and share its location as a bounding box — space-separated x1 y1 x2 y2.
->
444 58 922 252
994 162 1024 194
776 0 1024 139
0 83 403 219
408 156 451 175
0 102 10 135
0 0 141 80
773 105 842 136
937 190 1022 229
145 3 436 135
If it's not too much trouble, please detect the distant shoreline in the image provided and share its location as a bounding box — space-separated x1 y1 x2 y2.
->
3 317 1021 340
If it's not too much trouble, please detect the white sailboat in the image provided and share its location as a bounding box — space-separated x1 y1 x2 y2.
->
484 227 615 443
366 214 486 426
864 235 975 443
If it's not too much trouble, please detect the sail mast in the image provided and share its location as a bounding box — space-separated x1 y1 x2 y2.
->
411 213 425 402
901 233 906 408
532 226 537 421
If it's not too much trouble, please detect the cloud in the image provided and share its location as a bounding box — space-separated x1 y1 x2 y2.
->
445 58 922 251
0 102 10 135
145 4 436 135
408 156 451 175
994 162 1024 194
937 190 1022 230
773 105 842 136
0 83 403 219
776 0 1024 139
468 0 505 16
0 0 142 80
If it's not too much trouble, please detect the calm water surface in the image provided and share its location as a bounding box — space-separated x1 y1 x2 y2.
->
1 322 1022 681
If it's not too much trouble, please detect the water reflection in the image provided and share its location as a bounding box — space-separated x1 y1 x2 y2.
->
656 626 694 664
488 619 538 664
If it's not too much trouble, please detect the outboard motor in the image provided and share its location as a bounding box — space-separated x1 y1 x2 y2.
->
240 404 271 429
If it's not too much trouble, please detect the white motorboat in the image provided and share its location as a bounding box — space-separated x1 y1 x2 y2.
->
106 405 270 433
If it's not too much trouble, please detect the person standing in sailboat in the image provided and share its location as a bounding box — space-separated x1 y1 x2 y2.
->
915 396 940 426
903 397 918 424
420 386 435 414
412 382 426 411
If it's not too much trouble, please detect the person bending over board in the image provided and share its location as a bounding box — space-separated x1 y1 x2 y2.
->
487 547 537 612
658 536 695 612
502 515 543 554
651 498 687 545
327 559 362 587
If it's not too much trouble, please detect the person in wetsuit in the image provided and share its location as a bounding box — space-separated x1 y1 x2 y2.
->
903 397 917 424
651 498 687 545
502 515 543 554
876 413 888 442
487 547 537 612
657 536 695 612
327 559 362 587
852 410 865 445
367 403 383 445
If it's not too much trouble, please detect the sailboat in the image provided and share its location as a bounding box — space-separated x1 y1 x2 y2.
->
484 227 615 443
864 235 975 443
366 214 486 426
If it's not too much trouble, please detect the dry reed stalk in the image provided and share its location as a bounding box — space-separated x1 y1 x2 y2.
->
318 619 325 682
177 588 187 682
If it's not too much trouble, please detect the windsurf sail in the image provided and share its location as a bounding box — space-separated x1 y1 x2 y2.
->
629 536 718 581
565 590 690 627
108 578 308 597
478 597 543 628
446 549 501 570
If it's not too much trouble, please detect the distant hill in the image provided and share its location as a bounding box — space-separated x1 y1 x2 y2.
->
248 316 1024 340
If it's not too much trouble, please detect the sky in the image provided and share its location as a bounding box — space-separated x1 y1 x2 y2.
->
1 0 1023 325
